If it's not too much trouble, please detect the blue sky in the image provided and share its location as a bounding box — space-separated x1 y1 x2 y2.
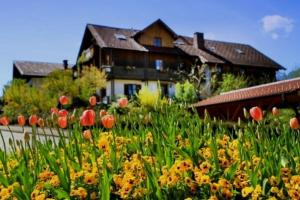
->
0 0 299 95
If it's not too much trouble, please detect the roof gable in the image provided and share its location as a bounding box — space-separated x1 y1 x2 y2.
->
133 19 177 39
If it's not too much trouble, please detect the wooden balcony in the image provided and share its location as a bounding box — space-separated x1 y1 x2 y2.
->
104 66 179 81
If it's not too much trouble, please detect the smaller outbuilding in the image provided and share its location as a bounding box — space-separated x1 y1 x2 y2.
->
193 77 300 121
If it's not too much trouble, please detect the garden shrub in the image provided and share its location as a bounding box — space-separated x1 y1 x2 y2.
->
3 79 55 118
175 80 198 103
216 73 248 94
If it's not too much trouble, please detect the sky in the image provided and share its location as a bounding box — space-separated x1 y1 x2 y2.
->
0 0 299 95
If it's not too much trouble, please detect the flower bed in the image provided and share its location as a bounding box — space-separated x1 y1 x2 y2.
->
0 98 299 199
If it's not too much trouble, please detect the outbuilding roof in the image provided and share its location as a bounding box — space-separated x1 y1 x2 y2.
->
194 77 300 107
14 60 67 76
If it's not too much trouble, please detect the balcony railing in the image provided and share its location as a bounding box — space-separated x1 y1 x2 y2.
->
103 65 179 81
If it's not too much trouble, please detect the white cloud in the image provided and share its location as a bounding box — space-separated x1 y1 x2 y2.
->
261 15 294 39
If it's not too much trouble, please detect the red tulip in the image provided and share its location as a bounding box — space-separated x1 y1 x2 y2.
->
290 117 299 129
249 106 263 121
38 118 45 128
51 107 59 114
99 109 107 117
83 129 92 140
58 116 68 129
272 107 279 116
29 115 38 126
0 117 9 126
59 95 69 105
101 115 115 129
118 97 128 108
89 96 97 106
80 109 96 127
58 109 68 117
18 115 26 126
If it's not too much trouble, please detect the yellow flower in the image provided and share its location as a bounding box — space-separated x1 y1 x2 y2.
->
84 172 98 185
241 186 253 198
210 183 219 193
49 175 60 187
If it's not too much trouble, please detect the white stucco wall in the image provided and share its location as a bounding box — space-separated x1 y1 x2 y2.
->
105 79 175 98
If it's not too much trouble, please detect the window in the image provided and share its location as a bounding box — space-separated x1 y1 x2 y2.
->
155 60 163 71
153 37 162 47
160 83 169 97
124 84 141 98
235 48 245 54
114 33 127 40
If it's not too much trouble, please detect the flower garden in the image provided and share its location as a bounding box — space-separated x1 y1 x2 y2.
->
0 94 299 200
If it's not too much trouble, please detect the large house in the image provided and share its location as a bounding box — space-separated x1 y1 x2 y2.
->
13 19 284 100
76 19 284 99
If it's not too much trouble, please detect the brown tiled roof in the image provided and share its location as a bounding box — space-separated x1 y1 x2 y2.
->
14 61 67 76
86 20 284 70
179 36 284 70
205 40 284 69
194 77 300 107
87 24 148 52
176 44 225 64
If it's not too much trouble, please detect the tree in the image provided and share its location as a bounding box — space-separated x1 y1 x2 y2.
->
216 73 248 94
75 66 106 101
175 63 219 98
41 69 78 99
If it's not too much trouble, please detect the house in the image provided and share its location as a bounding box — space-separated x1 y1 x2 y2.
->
76 19 284 100
13 60 71 87
193 77 300 121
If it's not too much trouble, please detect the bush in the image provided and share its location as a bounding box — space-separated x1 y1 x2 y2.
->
137 85 161 109
3 79 55 118
216 73 248 94
75 66 106 101
175 80 198 103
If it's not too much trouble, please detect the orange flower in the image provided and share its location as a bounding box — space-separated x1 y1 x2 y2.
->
51 107 59 114
18 115 26 126
29 115 38 126
272 107 279 116
0 116 9 126
118 97 128 108
59 95 69 105
38 118 45 128
89 96 97 106
290 117 299 129
80 109 96 127
83 129 92 140
58 109 68 117
249 106 263 121
101 115 115 129
58 116 68 129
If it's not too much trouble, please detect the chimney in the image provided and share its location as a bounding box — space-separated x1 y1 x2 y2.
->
193 32 204 49
63 60 68 70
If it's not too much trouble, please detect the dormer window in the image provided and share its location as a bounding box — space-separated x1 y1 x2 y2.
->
235 48 245 54
153 37 162 47
155 59 163 71
114 33 127 40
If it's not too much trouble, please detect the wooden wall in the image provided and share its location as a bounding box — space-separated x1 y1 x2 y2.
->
137 23 175 48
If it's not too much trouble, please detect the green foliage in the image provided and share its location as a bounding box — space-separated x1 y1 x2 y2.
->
2 66 106 117
41 69 78 101
75 66 106 101
216 73 248 94
175 80 198 103
3 79 55 118
137 85 161 109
